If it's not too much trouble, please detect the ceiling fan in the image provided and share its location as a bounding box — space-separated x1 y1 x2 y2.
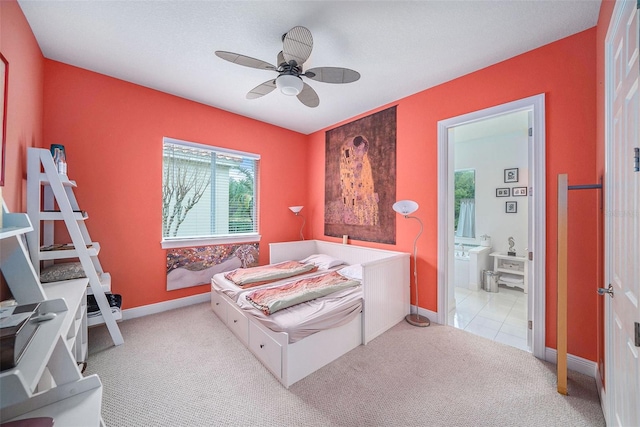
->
215 26 360 108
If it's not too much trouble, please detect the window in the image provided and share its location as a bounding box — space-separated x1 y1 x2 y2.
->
162 137 259 247
454 169 475 238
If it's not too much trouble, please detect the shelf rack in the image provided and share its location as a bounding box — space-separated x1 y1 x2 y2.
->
26 147 123 346
0 204 104 425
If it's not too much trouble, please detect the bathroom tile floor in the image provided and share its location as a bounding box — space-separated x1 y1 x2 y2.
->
448 285 529 352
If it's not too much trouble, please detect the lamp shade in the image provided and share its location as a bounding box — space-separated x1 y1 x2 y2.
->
392 200 419 215
276 75 304 96
289 206 303 214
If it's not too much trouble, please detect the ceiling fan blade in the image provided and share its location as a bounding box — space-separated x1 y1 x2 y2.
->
246 80 277 99
276 51 285 68
282 26 313 66
215 51 276 70
297 83 319 108
305 67 360 84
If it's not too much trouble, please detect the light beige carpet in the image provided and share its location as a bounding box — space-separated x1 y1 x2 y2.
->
85 302 605 426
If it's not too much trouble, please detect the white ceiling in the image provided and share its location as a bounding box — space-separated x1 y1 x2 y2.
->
18 0 601 135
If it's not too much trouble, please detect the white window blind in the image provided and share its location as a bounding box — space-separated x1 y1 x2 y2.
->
162 138 259 243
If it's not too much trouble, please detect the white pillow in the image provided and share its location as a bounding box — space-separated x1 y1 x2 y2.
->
337 264 363 281
300 254 346 270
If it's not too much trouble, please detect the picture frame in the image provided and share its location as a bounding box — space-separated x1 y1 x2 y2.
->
505 201 517 213
513 187 527 196
504 168 519 183
0 53 7 187
496 187 510 197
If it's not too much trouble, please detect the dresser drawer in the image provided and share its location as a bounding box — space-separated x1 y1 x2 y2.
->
249 322 282 378
210 291 227 323
226 303 249 345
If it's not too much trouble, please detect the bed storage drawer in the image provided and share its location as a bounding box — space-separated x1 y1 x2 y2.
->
210 291 227 323
226 303 249 345
249 322 282 378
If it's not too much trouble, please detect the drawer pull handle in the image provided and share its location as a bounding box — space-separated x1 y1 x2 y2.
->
260 344 265 349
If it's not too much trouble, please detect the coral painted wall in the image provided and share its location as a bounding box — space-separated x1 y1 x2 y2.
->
5 0 607 362
42 61 309 309
0 0 44 212
307 28 599 361
0 0 44 300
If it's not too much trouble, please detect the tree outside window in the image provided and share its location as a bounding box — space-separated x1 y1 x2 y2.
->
162 139 259 241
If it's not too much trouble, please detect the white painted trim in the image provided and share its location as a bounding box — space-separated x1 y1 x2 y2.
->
596 362 608 424
602 2 629 424
544 347 598 379
161 234 261 249
437 94 546 359
121 292 211 321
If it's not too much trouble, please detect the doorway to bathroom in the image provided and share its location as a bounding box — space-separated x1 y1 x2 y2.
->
436 94 546 359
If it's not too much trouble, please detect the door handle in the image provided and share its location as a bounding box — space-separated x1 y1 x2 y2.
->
597 284 614 298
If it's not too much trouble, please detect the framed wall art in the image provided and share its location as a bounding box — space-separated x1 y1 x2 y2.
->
496 188 510 197
512 187 527 196
0 53 8 187
504 168 518 183
505 201 518 213
324 106 396 244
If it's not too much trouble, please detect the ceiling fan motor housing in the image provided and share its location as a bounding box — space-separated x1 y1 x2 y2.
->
276 74 303 96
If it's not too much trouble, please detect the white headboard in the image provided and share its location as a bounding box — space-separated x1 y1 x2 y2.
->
269 239 407 266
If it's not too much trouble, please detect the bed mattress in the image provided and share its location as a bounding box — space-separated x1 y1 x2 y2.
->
235 285 362 343
211 267 342 302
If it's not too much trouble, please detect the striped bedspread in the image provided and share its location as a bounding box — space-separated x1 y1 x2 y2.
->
245 271 360 316
224 260 318 288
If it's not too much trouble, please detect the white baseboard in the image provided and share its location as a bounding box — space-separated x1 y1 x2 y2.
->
595 363 608 423
121 292 211 321
545 347 597 378
415 305 439 324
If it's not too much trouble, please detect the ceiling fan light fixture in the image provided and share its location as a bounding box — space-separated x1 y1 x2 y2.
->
276 74 303 96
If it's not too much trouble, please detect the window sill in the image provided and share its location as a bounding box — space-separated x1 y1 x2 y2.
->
161 234 261 249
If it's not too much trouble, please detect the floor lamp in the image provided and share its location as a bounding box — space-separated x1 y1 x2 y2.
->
393 200 430 327
288 206 305 240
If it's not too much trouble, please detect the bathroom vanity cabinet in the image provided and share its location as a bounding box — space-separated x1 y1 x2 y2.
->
490 252 528 293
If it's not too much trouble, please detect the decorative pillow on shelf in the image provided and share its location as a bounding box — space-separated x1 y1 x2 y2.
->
300 254 346 270
40 262 86 283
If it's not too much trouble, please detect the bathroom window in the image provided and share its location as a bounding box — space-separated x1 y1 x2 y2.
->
454 169 475 238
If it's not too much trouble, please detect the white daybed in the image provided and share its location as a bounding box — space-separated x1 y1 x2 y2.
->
210 239 410 388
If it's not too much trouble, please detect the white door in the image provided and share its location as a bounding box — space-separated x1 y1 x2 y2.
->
605 1 639 425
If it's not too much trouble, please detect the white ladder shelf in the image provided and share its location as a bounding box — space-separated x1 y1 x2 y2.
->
26 147 123 346
0 206 104 426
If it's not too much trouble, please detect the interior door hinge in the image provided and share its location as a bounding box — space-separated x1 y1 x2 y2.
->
528 320 532 330
634 147 639 172
635 322 640 347
528 252 533 261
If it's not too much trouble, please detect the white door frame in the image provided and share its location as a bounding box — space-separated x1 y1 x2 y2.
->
603 0 639 423
436 94 546 359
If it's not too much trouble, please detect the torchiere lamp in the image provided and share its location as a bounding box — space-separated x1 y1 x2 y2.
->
288 206 305 240
393 199 430 327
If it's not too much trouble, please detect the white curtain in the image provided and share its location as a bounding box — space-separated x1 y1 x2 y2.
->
456 198 475 238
